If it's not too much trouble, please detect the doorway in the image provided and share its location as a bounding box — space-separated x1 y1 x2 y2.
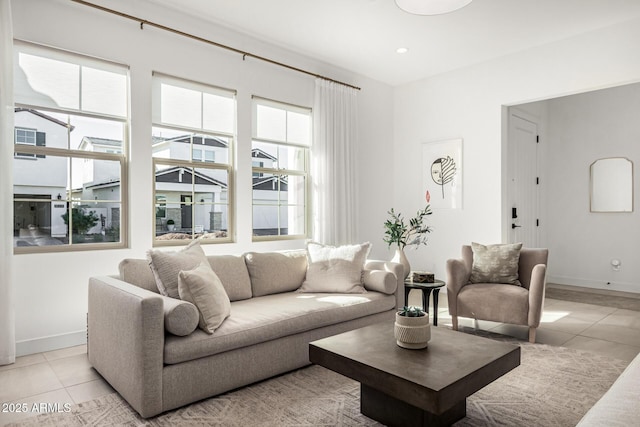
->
506 112 539 248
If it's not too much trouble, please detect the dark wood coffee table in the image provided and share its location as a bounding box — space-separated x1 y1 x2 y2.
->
309 322 520 427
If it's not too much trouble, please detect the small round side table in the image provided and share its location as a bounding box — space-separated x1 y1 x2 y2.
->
403 278 445 326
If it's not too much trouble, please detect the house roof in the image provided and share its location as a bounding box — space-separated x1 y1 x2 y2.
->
251 148 277 161
79 136 122 151
15 108 75 131
155 166 228 188
253 175 287 191
153 134 228 148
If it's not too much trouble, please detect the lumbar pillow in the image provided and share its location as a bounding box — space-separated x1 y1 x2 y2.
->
469 242 523 285
298 242 371 293
245 251 308 297
178 261 231 334
160 295 199 336
147 240 208 298
363 269 397 295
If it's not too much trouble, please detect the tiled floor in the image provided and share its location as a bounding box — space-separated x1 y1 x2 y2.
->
1 289 639 426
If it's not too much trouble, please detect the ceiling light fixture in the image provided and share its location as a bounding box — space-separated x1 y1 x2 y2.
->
395 0 473 16
396 47 409 54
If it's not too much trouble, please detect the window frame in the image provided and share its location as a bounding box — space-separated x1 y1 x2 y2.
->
13 42 129 254
151 73 236 246
251 96 311 241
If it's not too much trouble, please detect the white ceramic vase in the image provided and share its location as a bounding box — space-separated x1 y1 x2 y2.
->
394 312 431 349
391 247 411 279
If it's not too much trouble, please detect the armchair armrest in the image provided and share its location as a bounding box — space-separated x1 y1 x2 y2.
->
446 258 470 315
527 264 548 327
365 260 404 309
88 276 165 418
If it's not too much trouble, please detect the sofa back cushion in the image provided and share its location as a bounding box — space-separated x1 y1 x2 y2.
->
118 258 159 293
207 255 252 301
244 250 308 297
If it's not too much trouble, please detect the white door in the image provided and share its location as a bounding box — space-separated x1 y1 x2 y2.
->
507 114 539 247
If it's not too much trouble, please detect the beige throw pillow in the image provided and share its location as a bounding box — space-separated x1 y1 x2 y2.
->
147 241 208 298
245 251 308 297
178 262 231 334
470 242 523 285
298 242 371 294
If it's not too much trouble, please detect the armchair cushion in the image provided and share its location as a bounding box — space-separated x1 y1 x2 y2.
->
469 242 522 285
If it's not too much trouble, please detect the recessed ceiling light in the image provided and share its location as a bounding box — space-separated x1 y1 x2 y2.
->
396 47 409 54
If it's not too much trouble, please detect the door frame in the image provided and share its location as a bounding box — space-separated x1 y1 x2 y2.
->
501 106 542 245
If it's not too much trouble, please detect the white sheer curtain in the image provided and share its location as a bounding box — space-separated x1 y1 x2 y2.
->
312 79 359 246
0 0 15 366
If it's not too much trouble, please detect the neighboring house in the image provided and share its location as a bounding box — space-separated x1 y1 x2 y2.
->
13 108 71 239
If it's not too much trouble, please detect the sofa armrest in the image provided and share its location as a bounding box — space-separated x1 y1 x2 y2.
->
88 276 165 418
365 260 404 309
446 258 470 315
527 264 547 327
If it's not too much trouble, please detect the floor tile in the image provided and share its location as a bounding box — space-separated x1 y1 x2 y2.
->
48 353 100 387
0 363 63 403
490 323 574 346
579 322 640 347
563 336 640 363
0 388 74 427
0 354 46 373
65 378 115 404
43 345 87 362
596 309 640 330
539 313 593 335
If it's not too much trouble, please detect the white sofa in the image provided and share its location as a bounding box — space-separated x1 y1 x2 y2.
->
88 249 402 418
577 351 640 426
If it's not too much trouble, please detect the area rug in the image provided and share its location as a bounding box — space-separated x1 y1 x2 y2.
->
9 331 627 427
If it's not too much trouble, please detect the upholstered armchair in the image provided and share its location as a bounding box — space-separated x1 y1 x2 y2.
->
446 244 548 343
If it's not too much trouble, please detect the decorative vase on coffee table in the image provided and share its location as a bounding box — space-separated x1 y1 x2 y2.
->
394 311 431 349
391 248 410 279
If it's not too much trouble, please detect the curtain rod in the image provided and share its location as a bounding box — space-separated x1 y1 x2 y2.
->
70 0 361 91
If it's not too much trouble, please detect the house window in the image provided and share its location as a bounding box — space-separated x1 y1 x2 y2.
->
252 97 311 239
14 128 38 158
12 41 128 252
152 73 235 244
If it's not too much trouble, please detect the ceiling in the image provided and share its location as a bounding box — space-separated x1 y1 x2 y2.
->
146 0 640 86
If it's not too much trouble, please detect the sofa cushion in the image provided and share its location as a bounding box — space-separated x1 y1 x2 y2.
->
363 270 397 295
147 241 208 298
245 251 307 297
119 258 159 293
206 255 252 301
298 242 371 294
470 242 522 285
160 294 199 336
457 283 529 324
178 262 231 334
164 291 395 364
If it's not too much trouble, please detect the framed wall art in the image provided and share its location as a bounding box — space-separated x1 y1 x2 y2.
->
422 138 463 209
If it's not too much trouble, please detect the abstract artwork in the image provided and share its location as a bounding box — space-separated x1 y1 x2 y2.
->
422 139 462 209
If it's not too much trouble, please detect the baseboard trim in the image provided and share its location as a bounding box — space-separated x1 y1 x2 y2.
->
16 330 86 357
548 276 640 295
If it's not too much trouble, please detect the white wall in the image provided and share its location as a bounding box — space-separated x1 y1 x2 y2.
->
392 17 640 283
543 84 640 292
10 0 393 355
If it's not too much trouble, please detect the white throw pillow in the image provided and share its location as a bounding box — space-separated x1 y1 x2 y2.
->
298 242 371 294
178 261 231 334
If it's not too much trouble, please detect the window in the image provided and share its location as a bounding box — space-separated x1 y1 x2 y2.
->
152 73 235 244
14 128 38 158
12 41 128 252
252 97 311 239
